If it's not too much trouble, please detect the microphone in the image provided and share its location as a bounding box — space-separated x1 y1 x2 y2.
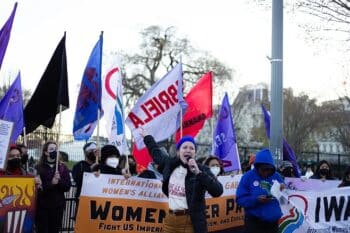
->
186 157 196 173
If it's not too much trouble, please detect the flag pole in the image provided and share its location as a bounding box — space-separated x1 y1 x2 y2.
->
55 104 63 172
96 31 103 164
23 127 28 172
180 108 183 138
96 109 100 164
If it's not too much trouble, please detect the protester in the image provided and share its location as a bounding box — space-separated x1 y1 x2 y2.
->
92 144 131 178
118 155 138 176
310 160 335 181
204 156 224 176
279 160 295 178
338 166 350 187
0 145 28 175
72 142 98 200
236 148 285 233
16 143 30 172
72 142 98 219
302 162 314 179
35 141 71 233
141 130 223 233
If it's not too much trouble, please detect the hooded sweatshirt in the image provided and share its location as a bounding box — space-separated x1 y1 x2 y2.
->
236 148 284 222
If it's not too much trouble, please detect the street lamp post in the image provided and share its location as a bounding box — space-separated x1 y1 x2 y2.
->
270 0 283 166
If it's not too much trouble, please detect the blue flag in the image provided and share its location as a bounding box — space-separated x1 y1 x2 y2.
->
73 34 103 140
0 72 23 143
212 93 241 172
261 105 301 177
0 2 17 70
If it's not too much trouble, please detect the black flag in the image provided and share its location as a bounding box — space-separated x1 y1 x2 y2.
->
24 33 69 134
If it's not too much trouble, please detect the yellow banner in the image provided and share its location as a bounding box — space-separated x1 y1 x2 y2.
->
76 174 244 233
0 176 36 233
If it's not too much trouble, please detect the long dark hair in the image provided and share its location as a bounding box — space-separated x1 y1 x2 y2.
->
38 141 57 166
204 156 224 176
315 160 334 179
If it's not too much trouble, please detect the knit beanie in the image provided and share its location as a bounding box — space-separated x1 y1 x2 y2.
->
176 136 196 150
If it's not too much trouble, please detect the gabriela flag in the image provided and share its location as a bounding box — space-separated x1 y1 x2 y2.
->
212 93 241 172
175 71 213 141
126 63 187 149
73 33 103 140
102 57 127 154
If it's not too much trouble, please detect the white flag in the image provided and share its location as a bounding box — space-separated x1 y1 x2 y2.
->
102 58 127 153
126 64 187 149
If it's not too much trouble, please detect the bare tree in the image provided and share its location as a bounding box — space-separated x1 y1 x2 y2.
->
120 25 233 108
283 88 322 154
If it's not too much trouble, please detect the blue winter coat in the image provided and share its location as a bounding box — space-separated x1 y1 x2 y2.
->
236 149 284 222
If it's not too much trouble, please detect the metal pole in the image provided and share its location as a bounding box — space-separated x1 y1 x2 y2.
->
270 0 283 167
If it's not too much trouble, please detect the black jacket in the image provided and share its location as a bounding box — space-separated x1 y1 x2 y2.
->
72 160 93 199
144 135 223 233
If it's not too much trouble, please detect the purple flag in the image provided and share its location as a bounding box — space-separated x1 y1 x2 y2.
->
0 72 24 143
212 93 241 172
0 2 17 70
261 105 301 177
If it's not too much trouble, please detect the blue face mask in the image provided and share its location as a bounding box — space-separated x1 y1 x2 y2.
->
49 151 57 160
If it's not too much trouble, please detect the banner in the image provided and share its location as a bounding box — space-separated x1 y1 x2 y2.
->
0 119 13 170
0 176 36 233
125 64 187 149
75 174 244 233
279 187 350 233
284 177 340 191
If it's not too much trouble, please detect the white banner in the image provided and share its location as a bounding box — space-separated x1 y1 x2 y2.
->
102 57 127 153
0 119 13 170
284 177 340 191
125 64 186 149
279 187 350 233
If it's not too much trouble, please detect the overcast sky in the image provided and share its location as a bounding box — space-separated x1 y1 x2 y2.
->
0 0 348 134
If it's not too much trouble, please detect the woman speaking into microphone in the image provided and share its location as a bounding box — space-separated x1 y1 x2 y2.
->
140 129 223 233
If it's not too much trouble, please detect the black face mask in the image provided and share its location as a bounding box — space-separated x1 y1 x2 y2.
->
86 152 96 162
7 158 21 169
21 153 28 165
49 151 57 160
319 168 329 176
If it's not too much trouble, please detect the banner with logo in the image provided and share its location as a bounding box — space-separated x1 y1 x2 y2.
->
75 174 244 233
0 176 36 233
279 187 350 233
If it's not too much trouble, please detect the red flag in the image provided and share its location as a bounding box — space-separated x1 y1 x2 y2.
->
175 72 213 141
132 144 152 173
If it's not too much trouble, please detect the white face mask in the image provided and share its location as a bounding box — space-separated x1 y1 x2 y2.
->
106 158 119 168
210 167 220 176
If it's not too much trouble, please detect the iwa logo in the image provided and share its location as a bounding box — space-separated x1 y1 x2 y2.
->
278 194 308 233
278 207 304 233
